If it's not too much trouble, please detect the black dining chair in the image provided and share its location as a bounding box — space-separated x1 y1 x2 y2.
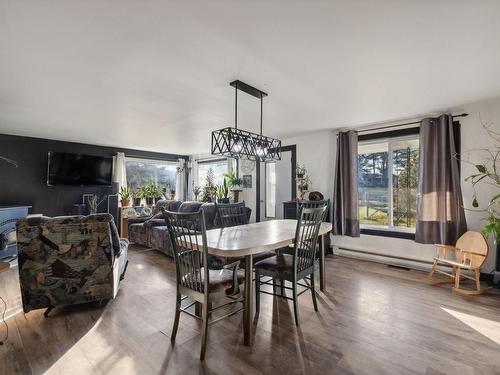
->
215 201 249 227
163 209 245 360
216 201 276 265
254 205 327 326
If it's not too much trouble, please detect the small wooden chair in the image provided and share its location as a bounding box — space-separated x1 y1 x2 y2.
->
428 231 489 295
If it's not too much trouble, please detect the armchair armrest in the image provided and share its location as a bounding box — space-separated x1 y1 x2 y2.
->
434 244 456 259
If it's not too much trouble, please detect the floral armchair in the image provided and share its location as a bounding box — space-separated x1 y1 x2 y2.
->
16 213 128 316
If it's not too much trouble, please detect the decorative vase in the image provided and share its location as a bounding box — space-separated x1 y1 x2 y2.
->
120 199 130 207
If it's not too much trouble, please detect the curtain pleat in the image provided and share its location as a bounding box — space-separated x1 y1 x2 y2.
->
333 130 360 237
176 158 187 201
415 114 467 244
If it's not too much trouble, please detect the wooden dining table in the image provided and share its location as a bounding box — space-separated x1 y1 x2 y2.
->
204 219 332 345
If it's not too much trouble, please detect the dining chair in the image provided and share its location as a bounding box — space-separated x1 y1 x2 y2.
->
254 205 327 326
215 201 249 227
163 209 245 360
428 231 490 295
216 201 275 265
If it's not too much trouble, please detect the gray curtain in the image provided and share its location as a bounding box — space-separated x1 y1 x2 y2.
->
333 130 360 237
415 114 466 245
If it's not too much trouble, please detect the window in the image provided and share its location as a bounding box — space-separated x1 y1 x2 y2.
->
358 131 419 234
197 159 229 186
265 162 276 218
125 157 177 192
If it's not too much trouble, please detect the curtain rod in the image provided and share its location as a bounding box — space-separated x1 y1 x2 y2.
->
354 113 469 134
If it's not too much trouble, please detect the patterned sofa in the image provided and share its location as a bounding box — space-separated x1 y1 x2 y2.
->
16 214 128 315
129 200 251 259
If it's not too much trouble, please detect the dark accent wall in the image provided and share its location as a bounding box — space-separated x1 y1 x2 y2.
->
0 134 187 216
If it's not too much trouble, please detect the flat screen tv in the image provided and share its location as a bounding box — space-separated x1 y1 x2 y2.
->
47 151 113 186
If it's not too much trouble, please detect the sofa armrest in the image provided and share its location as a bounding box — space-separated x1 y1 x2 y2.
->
144 218 166 228
127 216 152 226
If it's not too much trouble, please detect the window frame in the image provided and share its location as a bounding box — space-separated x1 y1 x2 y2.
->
358 127 420 240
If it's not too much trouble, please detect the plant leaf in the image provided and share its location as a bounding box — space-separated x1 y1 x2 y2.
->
475 164 487 173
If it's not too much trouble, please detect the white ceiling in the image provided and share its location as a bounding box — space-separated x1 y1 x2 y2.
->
1 1 500 155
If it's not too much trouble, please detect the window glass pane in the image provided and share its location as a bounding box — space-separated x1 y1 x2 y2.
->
266 162 276 218
392 138 419 228
358 142 389 226
125 158 177 193
198 159 228 186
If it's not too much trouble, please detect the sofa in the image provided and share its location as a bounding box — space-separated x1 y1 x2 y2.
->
16 213 128 315
128 200 251 259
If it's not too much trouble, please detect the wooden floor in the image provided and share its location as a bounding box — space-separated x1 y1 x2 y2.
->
2 246 500 375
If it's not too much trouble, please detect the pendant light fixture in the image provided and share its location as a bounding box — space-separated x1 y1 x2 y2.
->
211 80 281 161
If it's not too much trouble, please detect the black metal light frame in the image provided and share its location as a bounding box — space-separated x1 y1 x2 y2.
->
211 80 281 162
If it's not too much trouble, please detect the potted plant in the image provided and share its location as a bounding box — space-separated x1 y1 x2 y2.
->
86 194 106 215
200 168 217 202
216 178 230 204
142 180 161 206
296 163 307 178
223 171 243 202
131 189 142 206
464 120 500 284
119 186 131 207
192 183 201 201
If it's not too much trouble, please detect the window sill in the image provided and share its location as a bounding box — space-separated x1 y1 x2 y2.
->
360 228 415 240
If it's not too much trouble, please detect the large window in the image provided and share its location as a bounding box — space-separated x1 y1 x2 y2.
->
125 157 177 192
197 159 229 186
265 162 276 218
358 132 419 233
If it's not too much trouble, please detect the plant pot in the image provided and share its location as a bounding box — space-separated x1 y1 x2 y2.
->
120 199 130 207
218 198 230 204
154 197 163 204
296 173 304 178
133 198 141 206
145 197 154 206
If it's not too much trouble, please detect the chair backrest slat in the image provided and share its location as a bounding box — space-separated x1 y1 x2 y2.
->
293 206 327 274
163 209 208 294
216 201 249 228
296 200 330 222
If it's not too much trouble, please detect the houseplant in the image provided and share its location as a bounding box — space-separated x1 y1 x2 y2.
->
141 181 163 205
131 189 142 206
296 163 307 178
192 183 201 201
200 168 217 202
86 194 106 215
223 171 243 202
295 163 310 199
119 186 131 206
464 119 500 283
216 178 230 203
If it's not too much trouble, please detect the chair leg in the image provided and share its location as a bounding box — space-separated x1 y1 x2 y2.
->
428 260 438 279
292 282 299 326
310 274 318 312
272 278 277 295
454 267 461 290
43 305 54 318
280 278 285 297
171 292 181 343
255 271 260 316
475 269 481 292
200 301 209 361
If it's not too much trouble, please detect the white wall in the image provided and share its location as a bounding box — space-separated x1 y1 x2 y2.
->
281 97 500 272
282 130 336 200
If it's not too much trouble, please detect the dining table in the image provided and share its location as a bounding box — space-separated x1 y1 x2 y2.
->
203 219 332 345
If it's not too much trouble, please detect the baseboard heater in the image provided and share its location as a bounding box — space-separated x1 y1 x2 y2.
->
333 246 436 272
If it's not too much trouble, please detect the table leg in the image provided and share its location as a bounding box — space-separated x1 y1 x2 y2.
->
243 254 253 346
319 234 325 292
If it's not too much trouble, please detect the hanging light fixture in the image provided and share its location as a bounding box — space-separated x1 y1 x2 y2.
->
211 80 281 161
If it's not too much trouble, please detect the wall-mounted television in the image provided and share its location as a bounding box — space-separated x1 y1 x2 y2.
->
47 151 113 186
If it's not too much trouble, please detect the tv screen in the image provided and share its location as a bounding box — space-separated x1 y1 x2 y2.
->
47 151 113 186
